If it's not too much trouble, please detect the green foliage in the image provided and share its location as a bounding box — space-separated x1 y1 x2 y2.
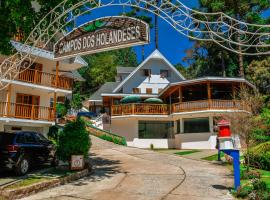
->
71 93 83 111
56 103 67 118
150 144 154 150
57 118 91 161
99 134 126 146
75 48 138 96
183 0 270 78
247 58 270 94
252 109 270 143
47 126 59 142
245 142 270 171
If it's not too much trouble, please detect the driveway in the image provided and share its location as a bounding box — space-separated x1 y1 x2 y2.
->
21 136 234 200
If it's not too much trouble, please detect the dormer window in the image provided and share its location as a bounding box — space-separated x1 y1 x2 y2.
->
143 69 151 77
133 88 141 94
160 70 169 78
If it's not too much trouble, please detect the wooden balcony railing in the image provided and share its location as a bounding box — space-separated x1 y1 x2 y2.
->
0 102 55 122
16 69 73 90
111 100 250 116
111 104 169 116
172 99 250 113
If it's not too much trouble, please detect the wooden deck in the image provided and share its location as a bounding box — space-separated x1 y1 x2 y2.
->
17 69 73 90
0 102 55 121
111 100 249 116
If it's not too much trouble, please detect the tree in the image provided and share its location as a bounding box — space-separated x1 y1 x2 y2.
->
222 86 263 171
184 0 270 78
246 57 270 94
71 93 83 111
57 117 90 162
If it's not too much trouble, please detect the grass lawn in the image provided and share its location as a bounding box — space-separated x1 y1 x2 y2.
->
174 150 200 156
6 176 50 190
201 152 224 161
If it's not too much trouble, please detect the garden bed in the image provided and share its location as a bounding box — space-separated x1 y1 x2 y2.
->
0 168 91 200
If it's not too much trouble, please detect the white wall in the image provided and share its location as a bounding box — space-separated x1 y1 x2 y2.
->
128 138 175 149
122 59 183 94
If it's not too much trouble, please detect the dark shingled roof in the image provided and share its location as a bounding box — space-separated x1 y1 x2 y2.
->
89 82 120 101
116 67 136 74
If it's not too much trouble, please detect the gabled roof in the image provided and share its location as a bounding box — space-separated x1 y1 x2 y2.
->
116 67 136 74
11 41 88 66
89 82 120 102
113 49 185 93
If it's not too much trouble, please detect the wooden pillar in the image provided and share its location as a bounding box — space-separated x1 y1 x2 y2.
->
53 92 57 120
179 86 182 102
56 61 59 87
7 84 12 116
169 95 172 114
207 81 211 108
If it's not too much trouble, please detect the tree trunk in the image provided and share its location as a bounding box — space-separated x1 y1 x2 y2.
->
155 12 158 50
155 0 159 50
142 45 145 61
221 56 226 77
238 48 244 77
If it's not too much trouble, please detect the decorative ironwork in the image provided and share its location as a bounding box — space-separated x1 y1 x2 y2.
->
1 0 270 89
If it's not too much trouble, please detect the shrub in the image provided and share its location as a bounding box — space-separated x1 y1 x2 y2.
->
246 142 270 171
235 186 253 198
150 144 154 150
48 125 59 142
56 103 67 118
241 170 261 180
57 118 91 162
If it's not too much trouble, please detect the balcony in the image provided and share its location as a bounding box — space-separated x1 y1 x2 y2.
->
112 104 169 116
15 69 73 90
111 100 250 116
0 102 55 122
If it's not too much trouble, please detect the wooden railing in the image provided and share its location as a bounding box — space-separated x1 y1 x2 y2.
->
172 100 250 113
111 104 169 116
111 100 250 116
0 102 55 121
16 69 73 90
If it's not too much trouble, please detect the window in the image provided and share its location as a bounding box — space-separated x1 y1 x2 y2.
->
177 120 181 133
146 88 152 94
160 70 169 78
183 118 210 133
133 88 140 94
35 133 48 143
139 121 174 139
143 69 151 77
24 132 36 144
16 134 25 143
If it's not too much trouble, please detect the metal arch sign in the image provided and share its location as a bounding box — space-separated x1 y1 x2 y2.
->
54 16 150 60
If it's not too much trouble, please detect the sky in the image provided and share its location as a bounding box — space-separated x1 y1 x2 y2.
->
76 0 269 66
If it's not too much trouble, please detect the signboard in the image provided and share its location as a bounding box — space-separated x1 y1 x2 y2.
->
71 155 84 170
54 16 150 60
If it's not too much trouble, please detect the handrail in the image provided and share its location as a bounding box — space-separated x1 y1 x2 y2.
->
0 102 55 121
112 103 169 116
86 123 127 146
16 68 73 90
111 100 250 116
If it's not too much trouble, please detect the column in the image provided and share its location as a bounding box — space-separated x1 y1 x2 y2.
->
7 84 12 116
207 81 211 108
179 86 182 102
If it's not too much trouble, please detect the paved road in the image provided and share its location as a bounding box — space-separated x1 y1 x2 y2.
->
22 136 234 200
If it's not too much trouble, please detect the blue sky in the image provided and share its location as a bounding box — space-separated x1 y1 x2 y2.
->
77 1 269 66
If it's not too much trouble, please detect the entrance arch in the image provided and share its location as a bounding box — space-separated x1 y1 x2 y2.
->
0 0 270 89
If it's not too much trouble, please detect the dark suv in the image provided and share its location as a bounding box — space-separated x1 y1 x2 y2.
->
0 131 56 175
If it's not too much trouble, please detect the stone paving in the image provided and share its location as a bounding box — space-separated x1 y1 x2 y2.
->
21 136 234 200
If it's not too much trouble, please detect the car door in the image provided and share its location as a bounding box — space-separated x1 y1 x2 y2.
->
23 132 42 163
33 133 51 163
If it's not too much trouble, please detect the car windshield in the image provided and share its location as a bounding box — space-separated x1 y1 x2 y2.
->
0 132 16 146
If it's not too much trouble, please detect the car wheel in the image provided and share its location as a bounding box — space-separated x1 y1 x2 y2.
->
15 157 30 175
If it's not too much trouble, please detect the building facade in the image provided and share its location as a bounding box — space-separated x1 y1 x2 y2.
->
0 41 86 135
89 50 253 149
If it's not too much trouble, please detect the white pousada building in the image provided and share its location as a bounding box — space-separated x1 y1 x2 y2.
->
89 50 253 149
0 41 86 135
